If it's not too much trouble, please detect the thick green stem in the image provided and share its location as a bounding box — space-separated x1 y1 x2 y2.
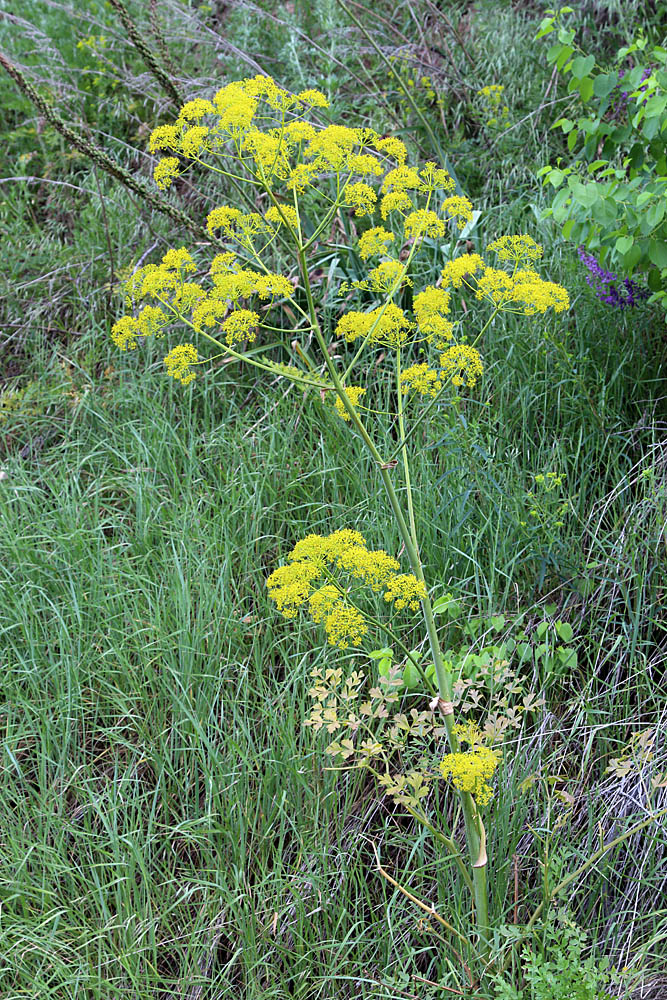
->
297 245 489 951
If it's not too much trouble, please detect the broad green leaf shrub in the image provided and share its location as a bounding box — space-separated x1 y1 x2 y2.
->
537 7 667 311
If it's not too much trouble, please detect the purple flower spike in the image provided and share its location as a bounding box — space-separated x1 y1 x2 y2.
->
577 246 649 309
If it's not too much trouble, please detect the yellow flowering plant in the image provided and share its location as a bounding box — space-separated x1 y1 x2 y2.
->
111 75 574 971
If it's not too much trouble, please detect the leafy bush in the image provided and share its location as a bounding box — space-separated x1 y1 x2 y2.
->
537 7 667 310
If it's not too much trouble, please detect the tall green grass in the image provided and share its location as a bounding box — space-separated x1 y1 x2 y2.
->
0 1 665 996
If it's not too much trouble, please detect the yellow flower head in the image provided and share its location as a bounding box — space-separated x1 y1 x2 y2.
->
210 252 238 275
441 253 485 288
381 191 414 219
206 205 266 240
136 304 168 337
161 247 196 273
242 128 291 179
442 195 473 229
358 226 395 261
305 124 361 169
440 746 500 806
439 344 484 388
180 126 209 158
381 166 422 195
111 315 139 351
509 273 570 315
404 210 446 240
296 88 329 108
210 269 260 303
362 260 410 294
486 234 543 262
334 386 366 421
254 273 293 301
343 182 377 217
336 304 414 349
382 573 427 610
266 529 423 647
476 266 515 305
413 286 453 347
149 124 180 153
222 309 259 345
373 136 408 164
264 205 299 231
287 163 320 193
172 282 206 311
153 157 180 190
164 343 198 385
285 120 317 144
419 162 456 193
176 98 215 123
399 363 443 397
213 81 258 134
192 296 228 331
310 591 368 649
347 153 384 177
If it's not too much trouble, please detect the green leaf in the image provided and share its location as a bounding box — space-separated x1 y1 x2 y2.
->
572 54 595 79
556 45 575 71
535 17 555 40
555 621 574 642
432 594 461 617
547 42 565 64
369 647 393 660
615 235 634 255
402 663 420 689
579 76 595 102
490 615 506 631
623 243 643 269
516 642 532 663
557 647 578 670
649 239 667 268
593 71 618 98
648 266 664 291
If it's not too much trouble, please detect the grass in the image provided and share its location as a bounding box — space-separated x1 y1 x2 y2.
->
1 1 666 996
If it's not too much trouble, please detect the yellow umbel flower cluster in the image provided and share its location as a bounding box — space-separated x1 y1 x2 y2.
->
336 304 414 349
343 182 377 217
153 157 180 190
439 345 484 388
334 386 366 421
164 344 198 385
441 254 485 289
113 74 570 405
349 260 410 294
404 209 446 239
487 234 543 262
358 227 395 260
399 363 443 397
440 248 569 316
442 195 474 229
440 745 500 806
266 529 426 648
113 242 295 382
413 286 453 347
477 84 509 128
